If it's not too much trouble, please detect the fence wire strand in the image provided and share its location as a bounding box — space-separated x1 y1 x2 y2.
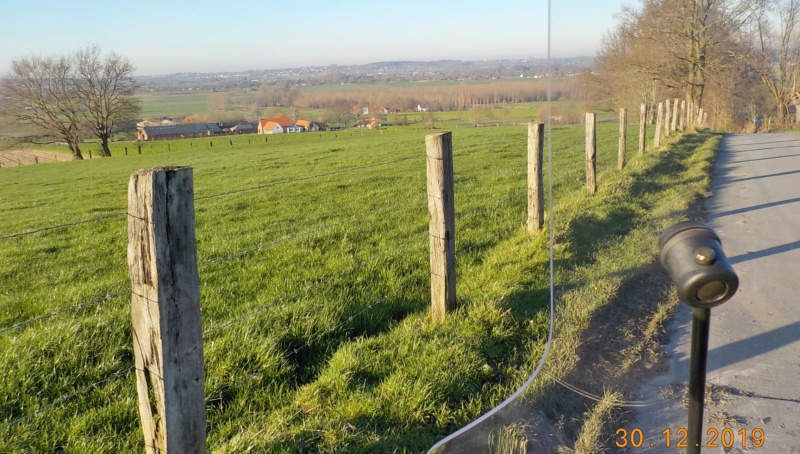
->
3 365 134 431
0 289 127 335
201 191 425 268
0 212 125 241
203 239 422 337
195 155 420 201
283 268 424 360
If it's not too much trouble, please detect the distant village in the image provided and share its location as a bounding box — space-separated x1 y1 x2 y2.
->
134 103 436 141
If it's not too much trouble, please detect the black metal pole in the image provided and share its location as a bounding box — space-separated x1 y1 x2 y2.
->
687 307 711 453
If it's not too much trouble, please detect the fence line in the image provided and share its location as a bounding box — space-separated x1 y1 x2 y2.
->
195 155 420 201
0 290 125 335
0 212 125 241
3 116 669 447
203 239 424 338
0 193 426 334
3 365 135 431
283 276 423 360
200 192 425 268
453 165 524 187
0 155 424 242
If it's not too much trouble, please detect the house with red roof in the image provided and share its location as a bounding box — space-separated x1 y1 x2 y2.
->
259 116 325 133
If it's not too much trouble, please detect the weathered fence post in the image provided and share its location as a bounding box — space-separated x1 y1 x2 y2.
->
527 122 544 234
688 100 695 129
619 108 627 170
426 132 456 323
680 100 686 131
655 102 664 148
127 166 206 454
586 112 597 194
698 108 705 127
672 98 679 132
639 103 647 156
664 99 672 138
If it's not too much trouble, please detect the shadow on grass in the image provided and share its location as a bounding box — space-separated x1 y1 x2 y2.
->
433 130 720 452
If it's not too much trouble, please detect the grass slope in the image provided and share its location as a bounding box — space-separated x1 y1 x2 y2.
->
0 123 716 452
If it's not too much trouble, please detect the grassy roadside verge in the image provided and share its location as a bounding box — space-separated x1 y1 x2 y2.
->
533 130 720 452
439 130 721 453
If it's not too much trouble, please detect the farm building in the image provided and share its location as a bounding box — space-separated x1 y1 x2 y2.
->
137 123 221 141
416 103 429 112
362 105 389 115
258 116 294 134
295 119 323 132
355 119 382 130
228 123 257 134
258 116 320 134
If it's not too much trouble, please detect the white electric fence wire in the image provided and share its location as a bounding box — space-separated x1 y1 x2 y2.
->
426 4 556 451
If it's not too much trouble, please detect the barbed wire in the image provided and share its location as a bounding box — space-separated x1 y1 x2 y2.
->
0 190 426 335
203 238 424 338
195 155 420 201
0 212 125 241
200 192 425 268
454 164 524 187
2 365 134 431
0 289 127 335
0 154 424 242
283 272 425 360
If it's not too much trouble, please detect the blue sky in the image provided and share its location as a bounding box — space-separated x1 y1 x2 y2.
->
1 0 634 76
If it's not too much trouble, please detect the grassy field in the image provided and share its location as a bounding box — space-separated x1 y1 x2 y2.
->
0 122 717 452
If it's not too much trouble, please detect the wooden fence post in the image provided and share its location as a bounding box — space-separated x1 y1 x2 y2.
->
127 166 206 454
618 108 627 170
672 98 679 132
426 132 456 323
585 113 597 194
655 102 664 148
639 103 647 156
688 100 695 129
680 100 686 131
698 108 705 127
527 122 544 234
664 99 672 138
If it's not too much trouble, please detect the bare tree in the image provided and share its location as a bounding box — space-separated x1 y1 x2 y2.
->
75 46 140 157
593 0 756 128
324 99 355 129
2 55 85 159
735 0 800 124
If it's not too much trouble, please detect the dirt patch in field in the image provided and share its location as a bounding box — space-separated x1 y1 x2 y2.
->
0 149 77 167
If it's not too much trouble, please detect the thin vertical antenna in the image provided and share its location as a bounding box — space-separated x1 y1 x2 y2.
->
425 1 556 451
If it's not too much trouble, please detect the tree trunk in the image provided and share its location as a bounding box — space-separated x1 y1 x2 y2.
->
101 135 112 157
70 143 84 160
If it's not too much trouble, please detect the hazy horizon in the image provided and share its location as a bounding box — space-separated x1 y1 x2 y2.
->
1 0 631 77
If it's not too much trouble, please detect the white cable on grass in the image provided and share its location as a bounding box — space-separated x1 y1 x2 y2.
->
426 2 555 451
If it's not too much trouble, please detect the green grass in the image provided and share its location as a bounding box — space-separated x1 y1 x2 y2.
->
0 122 717 452
139 92 215 119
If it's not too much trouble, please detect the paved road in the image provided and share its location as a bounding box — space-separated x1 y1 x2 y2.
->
628 133 800 453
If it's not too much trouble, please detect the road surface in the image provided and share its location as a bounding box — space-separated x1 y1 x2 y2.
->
627 133 800 453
